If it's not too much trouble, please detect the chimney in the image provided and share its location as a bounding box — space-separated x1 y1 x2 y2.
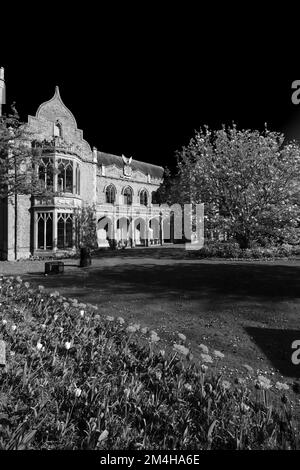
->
0 67 6 116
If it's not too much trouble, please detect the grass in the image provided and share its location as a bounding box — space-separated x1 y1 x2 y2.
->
13 250 300 385
0 275 299 449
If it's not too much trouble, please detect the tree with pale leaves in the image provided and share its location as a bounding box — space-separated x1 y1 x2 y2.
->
0 106 56 259
174 125 300 248
0 105 55 200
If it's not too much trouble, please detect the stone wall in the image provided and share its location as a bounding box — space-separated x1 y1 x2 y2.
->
96 165 161 206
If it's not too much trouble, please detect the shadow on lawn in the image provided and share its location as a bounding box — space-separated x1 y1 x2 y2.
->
25 261 300 304
245 327 300 378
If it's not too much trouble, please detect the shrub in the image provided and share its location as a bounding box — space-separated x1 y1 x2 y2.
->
197 241 300 260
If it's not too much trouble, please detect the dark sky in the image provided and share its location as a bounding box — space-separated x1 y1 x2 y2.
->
1 14 299 172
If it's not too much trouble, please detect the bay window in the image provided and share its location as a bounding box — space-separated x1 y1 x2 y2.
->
38 158 54 190
57 158 73 193
57 213 73 249
37 212 53 250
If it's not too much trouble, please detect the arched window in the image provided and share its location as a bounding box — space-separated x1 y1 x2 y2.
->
140 189 148 206
105 184 116 204
38 157 54 190
57 213 73 249
123 186 133 205
37 212 53 250
57 158 73 193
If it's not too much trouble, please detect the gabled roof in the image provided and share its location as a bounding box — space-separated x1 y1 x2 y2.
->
35 86 77 127
97 151 164 179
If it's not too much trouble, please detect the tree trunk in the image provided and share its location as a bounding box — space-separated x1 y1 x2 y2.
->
14 191 17 260
235 232 251 249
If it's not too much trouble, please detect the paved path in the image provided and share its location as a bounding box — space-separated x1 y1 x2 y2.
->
2 253 300 276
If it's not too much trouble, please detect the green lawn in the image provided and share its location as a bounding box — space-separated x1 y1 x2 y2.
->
3 247 300 391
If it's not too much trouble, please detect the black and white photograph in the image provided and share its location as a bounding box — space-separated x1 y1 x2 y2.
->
0 9 299 461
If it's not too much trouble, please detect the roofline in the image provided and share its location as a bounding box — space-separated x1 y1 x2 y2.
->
97 150 164 171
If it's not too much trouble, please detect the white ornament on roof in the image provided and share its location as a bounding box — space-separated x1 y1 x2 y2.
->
122 154 132 165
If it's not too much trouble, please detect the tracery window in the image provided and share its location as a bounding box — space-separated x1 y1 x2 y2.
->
57 213 73 249
106 184 116 204
38 157 54 190
140 189 148 206
37 212 53 250
123 186 133 205
57 158 73 193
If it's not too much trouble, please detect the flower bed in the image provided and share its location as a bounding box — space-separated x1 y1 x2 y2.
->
0 276 299 450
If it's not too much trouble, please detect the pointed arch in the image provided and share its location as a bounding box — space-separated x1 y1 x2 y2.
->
139 188 149 206
105 184 117 204
122 186 133 205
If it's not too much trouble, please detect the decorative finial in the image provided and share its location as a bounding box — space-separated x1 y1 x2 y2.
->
0 67 4 81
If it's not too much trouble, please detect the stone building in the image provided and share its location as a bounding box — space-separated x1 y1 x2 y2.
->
0 77 173 260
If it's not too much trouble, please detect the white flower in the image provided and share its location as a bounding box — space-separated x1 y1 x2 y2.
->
141 327 148 334
98 429 109 443
80 310 85 317
200 353 213 364
41 324 47 330
36 342 43 351
275 381 289 391
54 314 58 321
117 317 125 324
150 333 160 343
106 316 115 322
256 375 272 390
184 383 192 391
74 387 82 397
221 380 231 390
126 325 137 333
65 341 71 350
201 364 208 373
2 319 7 325
178 333 186 341
173 343 189 356
11 324 17 331
240 403 250 413
50 291 60 298
235 377 246 385
199 344 209 354
213 350 225 359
